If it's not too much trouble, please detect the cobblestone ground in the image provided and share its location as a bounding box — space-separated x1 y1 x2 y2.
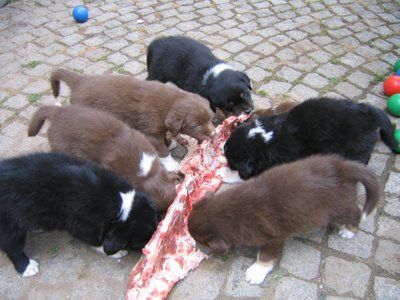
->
1 0 399 299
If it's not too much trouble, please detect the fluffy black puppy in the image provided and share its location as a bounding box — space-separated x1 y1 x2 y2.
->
0 152 157 277
147 35 254 115
224 98 398 180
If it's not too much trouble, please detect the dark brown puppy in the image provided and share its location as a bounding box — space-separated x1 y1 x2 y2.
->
50 68 216 172
28 104 177 213
188 155 379 285
249 101 297 121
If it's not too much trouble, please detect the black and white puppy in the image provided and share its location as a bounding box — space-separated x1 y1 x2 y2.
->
147 35 254 115
223 97 399 181
0 152 157 277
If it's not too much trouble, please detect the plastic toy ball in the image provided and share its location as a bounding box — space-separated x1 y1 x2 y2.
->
387 94 400 117
394 129 400 154
72 5 89 23
383 75 400 96
396 69 400 76
394 59 400 72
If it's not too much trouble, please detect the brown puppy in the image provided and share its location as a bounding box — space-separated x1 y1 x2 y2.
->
249 101 297 121
188 155 379 284
28 104 177 213
50 68 216 172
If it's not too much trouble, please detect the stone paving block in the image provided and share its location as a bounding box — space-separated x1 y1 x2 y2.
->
375 239 400 274
289 85 319 102
303 73 329 89
384 172 400 194
246 66 269 83
335 82 362 98
0 109 14 124
4 94 28 110
377 216 400 242
279 239 321 280
224 257 263 298
347 71 373 89
328 230 374 259
324 256 370 298
260 81 292 97
374 277 400 300
274 277 317 300
276 67 302 82
384 194 400 218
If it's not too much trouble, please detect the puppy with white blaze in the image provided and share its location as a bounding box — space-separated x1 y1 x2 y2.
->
147 35 254 116
0 153 157 277
224 97 399 181
189 155 380 285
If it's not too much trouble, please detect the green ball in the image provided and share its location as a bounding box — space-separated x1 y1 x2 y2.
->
394 59 400 72
387 94 400 117
394 129 400 154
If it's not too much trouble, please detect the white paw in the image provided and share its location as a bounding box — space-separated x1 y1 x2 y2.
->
168 139 178 150
245 262 274 285
91 246 105 255
22 259 39 277
109 250 128 259
217 167 244 184
338 226 356 240
160 154 180 172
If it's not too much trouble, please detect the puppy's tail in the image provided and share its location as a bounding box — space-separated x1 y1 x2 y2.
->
368 105 399 151
50 68 81 98
338 158 380 217
28 105 60 136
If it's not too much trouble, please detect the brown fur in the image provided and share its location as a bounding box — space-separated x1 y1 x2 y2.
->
28 104 177 212
188 155 379 263
50 68 215 157
250 101 297 121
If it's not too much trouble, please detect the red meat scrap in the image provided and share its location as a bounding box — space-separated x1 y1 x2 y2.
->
126 115 249 300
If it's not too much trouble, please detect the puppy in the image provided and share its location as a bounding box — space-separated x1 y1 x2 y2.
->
0 152 157 277
249 101 297 121
224 97 399 180
50 68 215 172
147 35 254 116
189 155 380 284
28 104 177 213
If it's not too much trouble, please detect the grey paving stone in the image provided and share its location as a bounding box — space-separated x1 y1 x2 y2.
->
289 85 319 102
308 50 332 64
374 276 400 300
384 172 400 194
269 35 293 47
275 48 296 61
303 73 329 89
375 239 400 274
317 63 347 78
324 256 371 298
246 66 270 83
377 216 400 242
234 52 259 65
328 230 374 259
274 277 317 300
384 194 400 218
279 239 321 280
347 71 373 89
0 109 14 124
253 42 277 56
340 53 366 68
224 257 263 297
260 81 292 97
4 94 28 110
335 82 362 98
276 67 302 82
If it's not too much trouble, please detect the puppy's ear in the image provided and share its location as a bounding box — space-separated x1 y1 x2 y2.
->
240 72 252 91
165 111 185 136
208 237 229 254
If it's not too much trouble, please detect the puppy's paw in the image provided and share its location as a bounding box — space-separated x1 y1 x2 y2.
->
109 250 128 259
217 167 243 184
245 262 273 285
22 259 39 277
168 139 178 150
338 226 356 240
160 154 180 172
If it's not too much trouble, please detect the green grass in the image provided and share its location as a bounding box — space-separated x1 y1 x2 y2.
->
320 29 329 36
78 272 88 280
48 245 59 258
330 57 341 65
270 270 283 281
22 60 41 69
221 253 231 262
256 89 268 96
115 66 130 75
73 68 84 74
371 73 386 85
28 93 42 104
329 76 343 85
96 54 108 62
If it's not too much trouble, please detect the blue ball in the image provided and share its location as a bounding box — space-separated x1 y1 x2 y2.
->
72 5 89 23
396 69 400 76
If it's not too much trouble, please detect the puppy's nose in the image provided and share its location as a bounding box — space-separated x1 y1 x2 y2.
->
209 129 216 138
244 107 253 115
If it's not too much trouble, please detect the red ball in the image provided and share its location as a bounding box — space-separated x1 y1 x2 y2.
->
383 75 400 96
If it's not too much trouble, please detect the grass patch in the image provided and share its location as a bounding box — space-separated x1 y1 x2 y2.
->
22 60 41 69
96 54 108 62
28 93 42 104
78 272 88 280
371 73 386 85
330 57 341 65
320 29 329 36
329 76 343 86
73 68 84 74
221 253 231 262
47 245 59 258
270 270 283 281
115 66 130 75
256 89 268 96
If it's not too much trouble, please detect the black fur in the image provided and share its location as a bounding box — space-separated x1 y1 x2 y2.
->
0 152 157 276
147 35 254 115
225 98 399 179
